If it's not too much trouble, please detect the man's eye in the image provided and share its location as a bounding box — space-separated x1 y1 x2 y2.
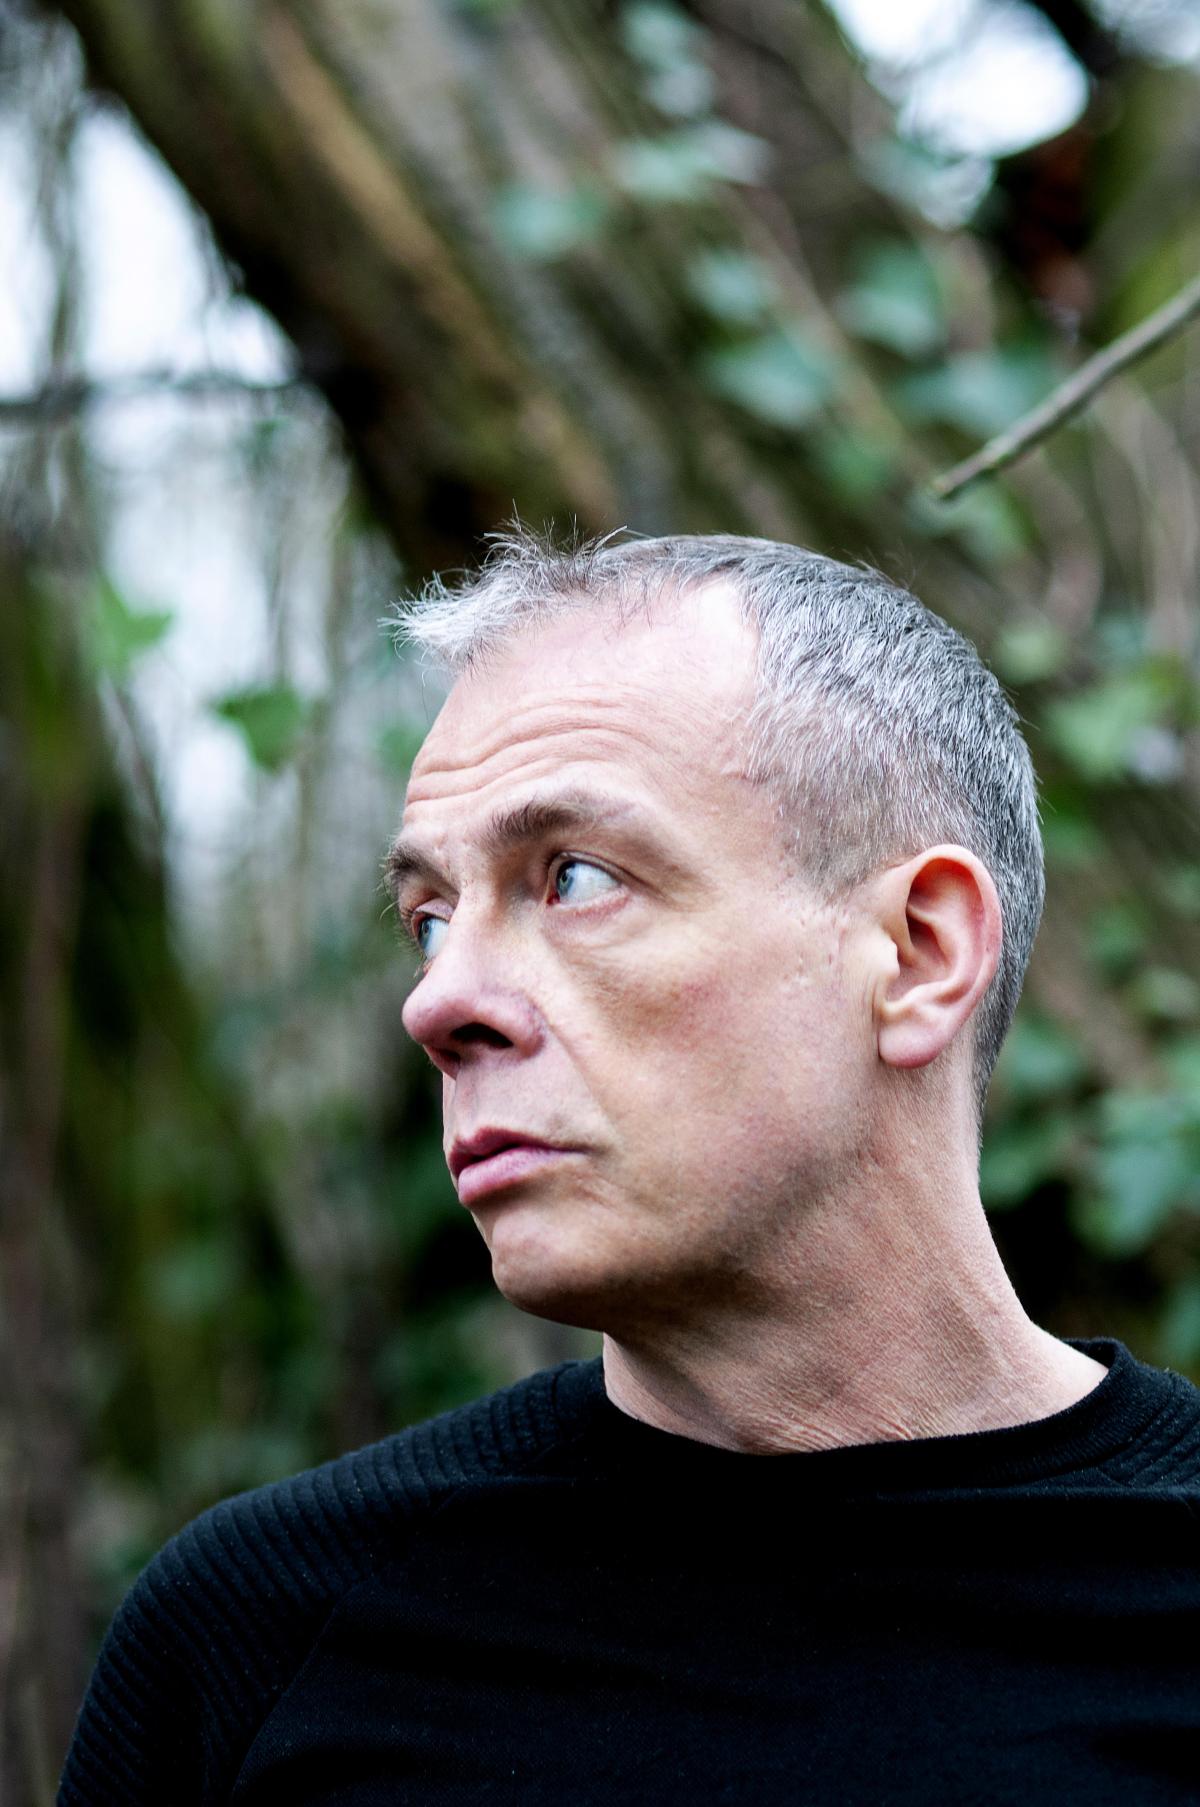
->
553 859 619 905
414 915 448 960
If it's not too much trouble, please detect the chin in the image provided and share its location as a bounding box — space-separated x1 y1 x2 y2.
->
488 1244 609 1331
482 1213 621 1331
485 1222 696 1341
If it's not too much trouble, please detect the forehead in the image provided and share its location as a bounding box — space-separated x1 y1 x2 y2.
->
404 580 759 819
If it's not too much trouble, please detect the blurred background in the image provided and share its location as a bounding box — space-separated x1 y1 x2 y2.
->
2 0 1200 1793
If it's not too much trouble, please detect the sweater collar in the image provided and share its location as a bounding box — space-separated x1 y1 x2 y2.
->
548 1338 1182 1494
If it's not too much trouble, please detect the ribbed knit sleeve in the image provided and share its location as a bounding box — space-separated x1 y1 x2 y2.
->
58 1360 575 1805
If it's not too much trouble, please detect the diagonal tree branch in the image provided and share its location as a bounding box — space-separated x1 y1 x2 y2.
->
931 269 1200 502
0 367 307 427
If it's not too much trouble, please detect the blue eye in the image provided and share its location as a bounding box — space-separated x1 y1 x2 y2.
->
415 915 448 960
554 859 618 904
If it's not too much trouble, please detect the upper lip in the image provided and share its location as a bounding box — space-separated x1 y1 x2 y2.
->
448 1128 566 1182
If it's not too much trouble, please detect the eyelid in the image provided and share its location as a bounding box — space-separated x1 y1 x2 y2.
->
399 849 625 956
548 852 622 898
398 899 445 953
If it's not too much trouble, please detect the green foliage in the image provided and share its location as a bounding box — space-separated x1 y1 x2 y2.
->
1159 1277 1200 1367
982 1016 1086 1210
611 121 770 201
1038 787 1105 870
810 428 897 501
838 240 945 360
685 249 777 325
620 0 703 72
210 682 313 772
147 1237 242 1321
620 0 715 116
376 720 427 777
1045 660 1191 782
1087 900 1149 978
994 1015 1088 1102
1073 1085 1200 1257
980 1114 1072 1210
896 343 1063 437
994 621 1071 685
700 327 837 426
857 135 988 223
907 483 1029 565
89 575 173 676
492 183 608 261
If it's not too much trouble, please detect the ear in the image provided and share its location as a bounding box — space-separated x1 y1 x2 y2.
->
873 846 1003 1072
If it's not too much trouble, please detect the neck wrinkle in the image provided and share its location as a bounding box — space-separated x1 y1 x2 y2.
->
600 1186 1105 1455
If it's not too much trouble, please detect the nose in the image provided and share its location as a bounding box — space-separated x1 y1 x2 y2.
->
400 917 542 1078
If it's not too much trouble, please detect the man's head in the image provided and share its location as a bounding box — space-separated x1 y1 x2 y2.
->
387 529 1042 1332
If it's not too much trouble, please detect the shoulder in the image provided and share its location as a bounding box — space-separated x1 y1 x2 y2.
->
58 1358 585 1807
1102 1346 1200 1489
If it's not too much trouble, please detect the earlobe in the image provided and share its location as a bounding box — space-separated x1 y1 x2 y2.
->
874 847 1002 1072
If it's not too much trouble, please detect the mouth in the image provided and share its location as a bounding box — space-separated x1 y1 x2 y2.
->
448 1129 581 1206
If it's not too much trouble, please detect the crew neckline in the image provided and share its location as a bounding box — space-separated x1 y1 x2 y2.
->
551 1338 1173 1493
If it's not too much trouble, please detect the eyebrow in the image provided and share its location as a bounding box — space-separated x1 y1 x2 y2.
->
383 786 671 907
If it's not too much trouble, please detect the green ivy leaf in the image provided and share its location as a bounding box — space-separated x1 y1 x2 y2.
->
1099 1090 1191 1142
90 576 174 676
1045 667 1176 781
685 249 777 325
1160 865 1200 916
992 1015 1087 1102
858 136 989 226
611 123 769 201
687 120 771 184
896 344 1060 437
701 327 837 426
1087 902 1149 978
1041 810 1103 870
620 0 703 69
621 4 715 115
1128 967 1200 1025
837 240 944 360
980 1114 1070 1210
491 183 608 260
810 429 896 501
1163 1037 1200 1106
211 684 312 773
1074 1135 1195 1256
908 485 1028 566
995 621 1070 684
611 135 708 202
643 62 716 118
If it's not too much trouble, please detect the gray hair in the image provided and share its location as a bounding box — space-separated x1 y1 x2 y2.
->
393 525 1044 1125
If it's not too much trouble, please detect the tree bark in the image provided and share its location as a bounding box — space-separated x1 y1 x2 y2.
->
45 0 939 566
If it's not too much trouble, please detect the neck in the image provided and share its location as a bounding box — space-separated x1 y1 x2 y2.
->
601 1164 1106 1454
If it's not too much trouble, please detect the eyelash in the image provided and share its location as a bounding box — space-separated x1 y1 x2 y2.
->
400 854 616 962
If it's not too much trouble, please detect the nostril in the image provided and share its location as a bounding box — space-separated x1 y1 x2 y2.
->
453 1022 513 1050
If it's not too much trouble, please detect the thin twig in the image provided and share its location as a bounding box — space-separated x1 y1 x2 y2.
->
0 367 307 427
930 270 1200 502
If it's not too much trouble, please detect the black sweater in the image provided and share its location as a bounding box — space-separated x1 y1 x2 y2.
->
59 1338 1200 1804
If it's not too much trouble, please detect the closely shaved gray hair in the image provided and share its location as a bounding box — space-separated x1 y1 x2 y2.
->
393 524 1044 1128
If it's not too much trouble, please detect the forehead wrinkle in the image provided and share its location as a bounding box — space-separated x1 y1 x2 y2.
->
409 679 708 791
385 782 681 907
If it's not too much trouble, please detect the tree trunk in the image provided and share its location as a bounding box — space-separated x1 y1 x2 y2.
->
43 0 941 561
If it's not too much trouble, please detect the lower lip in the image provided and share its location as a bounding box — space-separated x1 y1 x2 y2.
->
455 1145 576 1206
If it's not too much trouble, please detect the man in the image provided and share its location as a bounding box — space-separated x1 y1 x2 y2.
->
61 531 1200 1804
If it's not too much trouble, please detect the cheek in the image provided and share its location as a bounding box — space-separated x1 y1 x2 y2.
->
598 935 862 1133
